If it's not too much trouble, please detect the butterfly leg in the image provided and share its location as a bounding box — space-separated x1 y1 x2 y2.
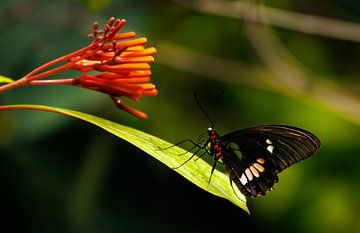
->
172 146 206 169
156 139 202 151
194 148 210 161
172 139 210 169
207 156 220 190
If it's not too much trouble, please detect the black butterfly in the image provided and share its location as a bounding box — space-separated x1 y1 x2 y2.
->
205 124 321 197
177 92 321 198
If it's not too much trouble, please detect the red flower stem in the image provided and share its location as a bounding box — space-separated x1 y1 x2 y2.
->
111 96 148 119
25 45 101 82
0 43 100 93
24 43 96 79
0 78 28 93
29 79 76 85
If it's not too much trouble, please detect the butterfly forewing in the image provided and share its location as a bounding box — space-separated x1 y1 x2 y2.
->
219 125 321 197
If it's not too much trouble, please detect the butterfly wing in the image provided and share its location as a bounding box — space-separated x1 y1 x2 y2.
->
219 125 321 197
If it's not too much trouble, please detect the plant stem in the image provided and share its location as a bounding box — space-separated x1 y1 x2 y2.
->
24 44 95 79
24 45 100 83
29 79 75 85
0 78 28 93
0 43 98 93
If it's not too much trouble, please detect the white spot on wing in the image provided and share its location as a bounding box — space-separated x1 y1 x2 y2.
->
245 168 253 181
250 165 259 177
240 173 247 185
266 139 272 144
256 158 265 164
253 162 265 172
267 145 274 153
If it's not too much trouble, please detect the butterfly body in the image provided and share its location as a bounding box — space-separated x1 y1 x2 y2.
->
206 125 321 197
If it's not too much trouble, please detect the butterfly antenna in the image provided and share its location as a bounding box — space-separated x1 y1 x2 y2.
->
194 90 215 127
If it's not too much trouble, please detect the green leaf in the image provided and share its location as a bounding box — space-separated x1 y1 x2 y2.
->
0 104 249 213
0 75 14 84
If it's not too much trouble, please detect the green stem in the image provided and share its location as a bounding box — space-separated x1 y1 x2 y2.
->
0 105 64 117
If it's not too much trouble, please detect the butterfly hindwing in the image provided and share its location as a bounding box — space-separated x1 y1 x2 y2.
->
221 149 279 197
219 125 321 197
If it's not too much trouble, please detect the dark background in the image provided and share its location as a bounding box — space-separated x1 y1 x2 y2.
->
1 0 360 232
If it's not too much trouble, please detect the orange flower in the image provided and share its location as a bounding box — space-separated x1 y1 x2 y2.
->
69 17 158 119
0 17 157 119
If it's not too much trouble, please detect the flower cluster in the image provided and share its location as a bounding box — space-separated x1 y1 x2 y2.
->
71 17 157 119
1 17 157 119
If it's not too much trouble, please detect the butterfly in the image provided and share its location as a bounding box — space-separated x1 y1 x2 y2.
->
176 92 321 197
205 124 321 197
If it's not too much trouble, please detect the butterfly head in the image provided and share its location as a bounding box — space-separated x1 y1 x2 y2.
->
207 127 215 136
207 127 219 141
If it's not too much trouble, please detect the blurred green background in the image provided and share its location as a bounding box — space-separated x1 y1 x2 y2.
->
1 0 360 232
